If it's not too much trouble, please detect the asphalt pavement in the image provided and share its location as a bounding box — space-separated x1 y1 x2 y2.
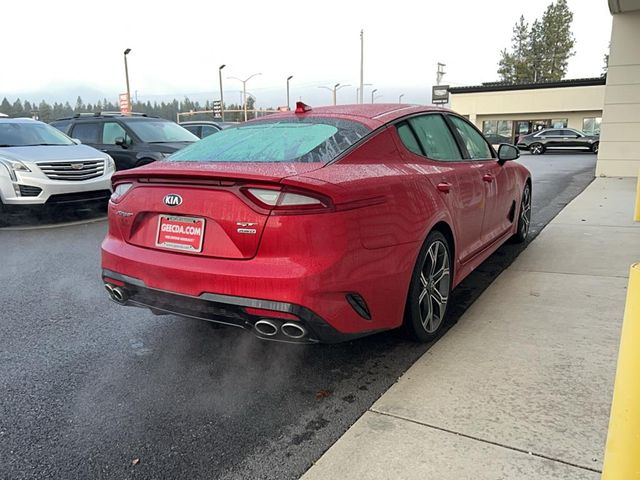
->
0 152 596 480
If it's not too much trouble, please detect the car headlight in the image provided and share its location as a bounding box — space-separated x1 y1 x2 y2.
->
0 159 31 181
105 155 116 172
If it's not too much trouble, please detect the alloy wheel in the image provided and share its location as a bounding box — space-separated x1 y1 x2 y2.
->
519 185 531 239
531 143 543 155
418 240 450 334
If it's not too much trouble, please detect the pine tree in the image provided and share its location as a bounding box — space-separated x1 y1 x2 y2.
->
497 0 574 83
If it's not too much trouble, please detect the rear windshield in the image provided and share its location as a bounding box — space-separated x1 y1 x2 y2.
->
167 117 371 164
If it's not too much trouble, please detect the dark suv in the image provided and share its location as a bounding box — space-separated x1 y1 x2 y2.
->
51 113 198 170
517 128 599 155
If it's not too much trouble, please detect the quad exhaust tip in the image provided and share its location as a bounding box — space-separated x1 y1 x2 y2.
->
104 283 129 304
254 319 279 337
281 322 307 339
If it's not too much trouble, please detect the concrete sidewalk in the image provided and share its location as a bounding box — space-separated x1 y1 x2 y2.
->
302 177 640 480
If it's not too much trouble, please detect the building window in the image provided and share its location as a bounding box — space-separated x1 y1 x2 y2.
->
582 117 602 135
482 120 513 144
551 118 568 128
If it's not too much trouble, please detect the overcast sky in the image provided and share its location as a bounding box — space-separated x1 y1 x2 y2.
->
1 0 612 107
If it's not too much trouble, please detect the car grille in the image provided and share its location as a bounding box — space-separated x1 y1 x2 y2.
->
37 159 105 181
46 190 111 204
18 185 43 197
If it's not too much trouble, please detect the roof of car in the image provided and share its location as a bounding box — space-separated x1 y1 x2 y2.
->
0 117 39 123
262 103 451 127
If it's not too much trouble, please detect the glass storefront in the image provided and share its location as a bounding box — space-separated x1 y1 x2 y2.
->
582 117 602 135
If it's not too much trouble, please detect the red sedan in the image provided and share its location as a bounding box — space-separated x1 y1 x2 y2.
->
101 104 531 343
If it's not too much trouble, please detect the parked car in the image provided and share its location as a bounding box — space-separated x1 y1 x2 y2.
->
179 120 238 138
101 103 531 344
0 118 114 219
517 128 599 155
50 113 198 170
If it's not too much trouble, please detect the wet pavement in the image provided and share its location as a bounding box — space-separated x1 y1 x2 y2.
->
0 152 596 480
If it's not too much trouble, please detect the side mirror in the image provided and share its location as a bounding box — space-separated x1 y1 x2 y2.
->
115 137 127 147
498 144 520 163
72 138 82 145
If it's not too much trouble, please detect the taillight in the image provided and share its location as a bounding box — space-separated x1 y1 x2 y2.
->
242 187 333 214
110 182 133 203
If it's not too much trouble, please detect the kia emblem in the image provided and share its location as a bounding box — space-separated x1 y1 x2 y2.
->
164 194 182 207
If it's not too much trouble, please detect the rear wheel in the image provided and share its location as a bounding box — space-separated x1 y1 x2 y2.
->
512 183 531 243
592 142 599 154
530 143 545 155
403 231 452 342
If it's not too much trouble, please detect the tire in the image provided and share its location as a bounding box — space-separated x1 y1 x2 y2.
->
134 158 155 168
530 143 545 155
403 231 452 342
591 142 599 154
512 182 532 243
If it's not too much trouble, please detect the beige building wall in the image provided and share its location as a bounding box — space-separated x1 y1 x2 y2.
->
451 86 605 129
596 9 640 177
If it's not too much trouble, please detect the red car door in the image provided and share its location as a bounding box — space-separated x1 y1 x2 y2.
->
447 115 516 245
394 114 486 263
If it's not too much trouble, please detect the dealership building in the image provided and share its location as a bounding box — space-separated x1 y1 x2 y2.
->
450 77 605 145
450 1 639 178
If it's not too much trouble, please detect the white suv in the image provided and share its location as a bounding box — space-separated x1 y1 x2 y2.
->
0 118 115 220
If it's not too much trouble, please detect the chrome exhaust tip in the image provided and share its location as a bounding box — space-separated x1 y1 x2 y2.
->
281 322 307 340
111 286 128 304
104 283 114 295
254 319 279 337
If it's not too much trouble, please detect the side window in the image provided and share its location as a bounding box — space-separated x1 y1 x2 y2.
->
545 129 561 137
71 122 100 144
51 120 72 134
561 129 578 138
448 116 493 160
396 122 423 156
408 114 461 161
102 122 131 145
183 125 201 137
201 125 219 138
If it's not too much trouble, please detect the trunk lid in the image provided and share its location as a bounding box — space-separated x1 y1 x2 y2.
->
112 161 324 259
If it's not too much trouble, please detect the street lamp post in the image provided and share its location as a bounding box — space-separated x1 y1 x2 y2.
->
123 48 132 115
319 83 351 105
286 75 293 110
371 88 378 104
219 64 226 121
228 73 262 122
399 93 405 103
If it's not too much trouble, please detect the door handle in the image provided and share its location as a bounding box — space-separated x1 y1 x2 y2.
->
483 174 494 183
437 182 452 193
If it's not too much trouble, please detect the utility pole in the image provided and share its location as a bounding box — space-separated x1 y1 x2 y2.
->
399 93 404 103
436 62 446 85
219 64 226 121
371 88 378 104
359 29 364 104
318 83 350 105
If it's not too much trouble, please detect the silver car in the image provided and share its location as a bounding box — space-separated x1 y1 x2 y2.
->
0 118 115 216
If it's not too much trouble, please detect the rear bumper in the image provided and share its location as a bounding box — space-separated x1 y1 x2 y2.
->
102 269 376 344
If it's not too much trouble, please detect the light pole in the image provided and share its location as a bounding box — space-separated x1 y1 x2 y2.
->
371 88 378 104
356 83 373 104
228 72 262 122
286 75 293 110
219 64 226 121
399 93 405 103
123 48 132 115
359 29 364 104
319 83 351 105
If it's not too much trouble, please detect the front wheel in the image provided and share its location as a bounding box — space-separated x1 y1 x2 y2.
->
591 142 599 154
403 231 452 342
530 143 545 155
512 183 531 243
